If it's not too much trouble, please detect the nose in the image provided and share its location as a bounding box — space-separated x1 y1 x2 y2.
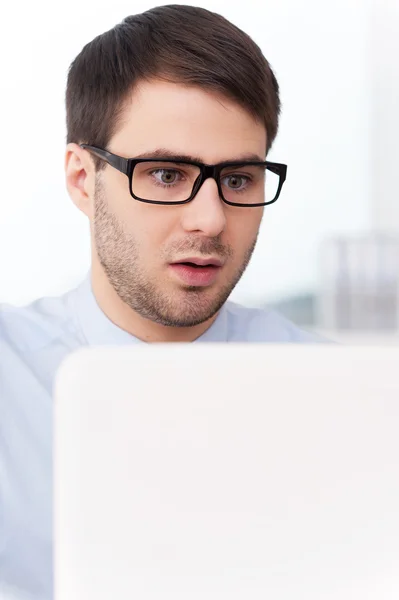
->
180 177 227 237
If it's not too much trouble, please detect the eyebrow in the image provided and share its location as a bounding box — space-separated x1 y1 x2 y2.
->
134 148 265 163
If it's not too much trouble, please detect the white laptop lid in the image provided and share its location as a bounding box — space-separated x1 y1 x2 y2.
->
54 345 399 600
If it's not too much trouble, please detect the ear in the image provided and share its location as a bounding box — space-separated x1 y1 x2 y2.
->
65 143 96 219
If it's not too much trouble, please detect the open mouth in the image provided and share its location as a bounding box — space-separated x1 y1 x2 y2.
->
169 261 222 286
178 262 216 269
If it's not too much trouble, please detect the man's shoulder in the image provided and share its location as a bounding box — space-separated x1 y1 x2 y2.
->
224 300 328 343
0 288 78 355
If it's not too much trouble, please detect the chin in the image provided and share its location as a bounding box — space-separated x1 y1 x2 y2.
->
162 292 225 327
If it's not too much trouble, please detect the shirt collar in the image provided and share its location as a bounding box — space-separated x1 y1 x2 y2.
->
71 271 229 346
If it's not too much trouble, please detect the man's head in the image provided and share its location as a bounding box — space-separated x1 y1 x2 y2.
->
65 5 281 330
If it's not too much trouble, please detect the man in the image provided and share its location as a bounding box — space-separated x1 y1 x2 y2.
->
0 4 324 599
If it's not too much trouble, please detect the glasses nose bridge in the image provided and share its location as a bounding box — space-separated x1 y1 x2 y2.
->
191 165 220 200
202 164 219 182
192 164 220 198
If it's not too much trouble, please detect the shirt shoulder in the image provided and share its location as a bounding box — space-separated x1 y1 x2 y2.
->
224 301 329 343
0 288 82 356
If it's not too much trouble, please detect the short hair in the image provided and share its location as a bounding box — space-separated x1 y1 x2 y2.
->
66 4 281 171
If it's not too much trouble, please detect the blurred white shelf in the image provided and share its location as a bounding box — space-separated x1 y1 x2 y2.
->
312 328 399 346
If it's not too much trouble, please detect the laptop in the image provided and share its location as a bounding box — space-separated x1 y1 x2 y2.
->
54 344 399 600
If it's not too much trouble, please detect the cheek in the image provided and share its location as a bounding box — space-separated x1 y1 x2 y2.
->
129 208 180 252
226 209 263 250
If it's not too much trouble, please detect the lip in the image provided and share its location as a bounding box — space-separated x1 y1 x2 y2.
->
169 260 223 287
171 256 224 267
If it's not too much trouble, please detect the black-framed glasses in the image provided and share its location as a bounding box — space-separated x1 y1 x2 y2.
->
80 144 287 207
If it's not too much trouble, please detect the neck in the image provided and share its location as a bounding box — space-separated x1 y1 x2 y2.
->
90 262 220 343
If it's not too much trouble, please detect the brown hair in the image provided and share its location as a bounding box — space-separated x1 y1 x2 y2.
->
66 4 281 171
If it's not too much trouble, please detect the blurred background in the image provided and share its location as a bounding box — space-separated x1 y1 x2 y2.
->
0 0 398 343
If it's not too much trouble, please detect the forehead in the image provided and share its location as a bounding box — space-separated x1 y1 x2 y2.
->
109 79 267 163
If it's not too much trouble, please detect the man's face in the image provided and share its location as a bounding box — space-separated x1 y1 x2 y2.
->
92 80 266 327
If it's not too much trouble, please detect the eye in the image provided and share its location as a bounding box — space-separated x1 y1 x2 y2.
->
151 169 182 185
222 174 250 190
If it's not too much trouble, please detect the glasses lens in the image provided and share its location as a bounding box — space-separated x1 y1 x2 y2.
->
132 161 201 203
220 164 280 205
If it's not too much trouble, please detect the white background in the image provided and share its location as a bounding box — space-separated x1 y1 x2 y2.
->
0 0 397 307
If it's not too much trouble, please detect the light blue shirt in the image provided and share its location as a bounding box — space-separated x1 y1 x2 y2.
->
0 273 324 599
